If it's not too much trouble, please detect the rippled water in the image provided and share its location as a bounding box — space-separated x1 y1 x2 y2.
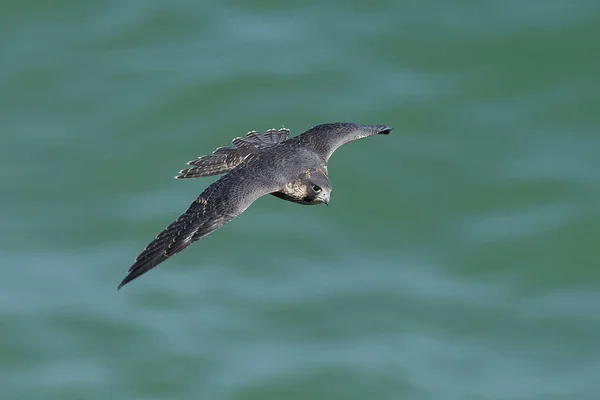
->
2 1 599 399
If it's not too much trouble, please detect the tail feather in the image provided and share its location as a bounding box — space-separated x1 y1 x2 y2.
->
176 153 232 179
175 128 291 179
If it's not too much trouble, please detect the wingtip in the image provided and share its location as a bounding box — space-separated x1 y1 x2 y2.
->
117 277 130 290
118 271 134 290
377 125 392 134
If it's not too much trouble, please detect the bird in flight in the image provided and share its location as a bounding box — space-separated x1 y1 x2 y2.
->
119 122 391 288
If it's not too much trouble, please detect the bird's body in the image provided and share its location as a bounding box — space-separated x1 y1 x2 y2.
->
119 122 391 288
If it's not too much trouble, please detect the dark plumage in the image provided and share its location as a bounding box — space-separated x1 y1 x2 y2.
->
119 122 391 288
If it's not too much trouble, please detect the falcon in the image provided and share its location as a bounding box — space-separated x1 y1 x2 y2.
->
119 122 391 288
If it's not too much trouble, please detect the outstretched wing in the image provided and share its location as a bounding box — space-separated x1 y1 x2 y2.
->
175 128 290 179
119 168 279 288
291 122 391 163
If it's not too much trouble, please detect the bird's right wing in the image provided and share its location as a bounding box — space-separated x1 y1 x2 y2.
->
119 168 281 288
175 128 290 179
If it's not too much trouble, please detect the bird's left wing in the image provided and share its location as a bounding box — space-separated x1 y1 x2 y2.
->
292 122 391 163
119 168 279 288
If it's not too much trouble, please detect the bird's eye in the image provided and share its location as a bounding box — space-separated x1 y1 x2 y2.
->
312 185 321 193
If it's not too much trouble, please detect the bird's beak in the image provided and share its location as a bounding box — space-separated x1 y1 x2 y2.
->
319 192 330 206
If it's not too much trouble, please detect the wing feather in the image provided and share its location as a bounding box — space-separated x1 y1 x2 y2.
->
291 123 391 162
119 168 278 288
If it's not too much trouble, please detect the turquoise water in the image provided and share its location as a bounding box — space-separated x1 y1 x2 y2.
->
2 1 599 399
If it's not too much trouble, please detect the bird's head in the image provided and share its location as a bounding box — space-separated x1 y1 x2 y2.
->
277 168 331 206
301 170 331 205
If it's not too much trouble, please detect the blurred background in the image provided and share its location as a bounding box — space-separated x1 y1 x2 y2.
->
1 0 599 399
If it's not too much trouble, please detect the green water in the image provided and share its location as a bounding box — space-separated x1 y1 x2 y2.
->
2 1 599 399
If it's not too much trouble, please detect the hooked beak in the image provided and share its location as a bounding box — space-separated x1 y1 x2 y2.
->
318 191 330 206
